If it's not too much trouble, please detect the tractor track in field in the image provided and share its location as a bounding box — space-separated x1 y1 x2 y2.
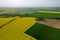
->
37 19 60 29
0 18 16 28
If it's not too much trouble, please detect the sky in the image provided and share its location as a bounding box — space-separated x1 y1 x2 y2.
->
0 0 60 7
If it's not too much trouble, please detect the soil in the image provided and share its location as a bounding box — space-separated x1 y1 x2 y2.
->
37 19 60 29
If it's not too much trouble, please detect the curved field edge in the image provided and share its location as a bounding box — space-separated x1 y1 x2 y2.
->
0 17 36 40
25 23 60 40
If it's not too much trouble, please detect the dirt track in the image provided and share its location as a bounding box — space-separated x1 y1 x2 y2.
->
37 19 60 29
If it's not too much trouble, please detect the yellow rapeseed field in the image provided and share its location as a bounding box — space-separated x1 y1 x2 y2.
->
0 10 16 14
0 17 17 26
0 17 36 40
0 12 8 14
38 11 60 14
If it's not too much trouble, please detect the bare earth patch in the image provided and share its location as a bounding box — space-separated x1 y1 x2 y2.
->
37 19 60 29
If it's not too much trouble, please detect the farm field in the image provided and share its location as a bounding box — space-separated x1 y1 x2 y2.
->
0 17 36 40
0 10 16 14
0 17 18 27
25 23 60 40
38 11 60 14
28 11 60 18
37 19 60 29
0 12 8 14
0 8 60 40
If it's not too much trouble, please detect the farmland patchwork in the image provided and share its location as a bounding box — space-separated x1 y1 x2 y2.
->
0 17 36 40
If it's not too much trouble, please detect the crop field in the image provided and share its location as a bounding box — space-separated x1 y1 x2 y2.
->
28 11 60 18
25 23 60 40
0 12 9 14
0 10 16 14
0 17 36 40
0 17 17 27
0 8 60 40
38 11 60 14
